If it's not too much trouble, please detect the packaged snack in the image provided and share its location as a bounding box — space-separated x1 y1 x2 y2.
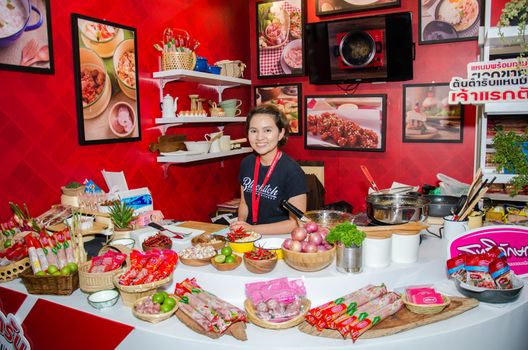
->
465 254 496 289
38 231 59 267
489 258 513 289
486 246 505 260
446 255 466 281
349 298 403 342
406 287 443 305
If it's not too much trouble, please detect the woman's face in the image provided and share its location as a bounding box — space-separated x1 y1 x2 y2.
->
248 113 285 158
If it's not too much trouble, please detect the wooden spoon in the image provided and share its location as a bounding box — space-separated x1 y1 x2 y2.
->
20 39 39 66
21 45 49 67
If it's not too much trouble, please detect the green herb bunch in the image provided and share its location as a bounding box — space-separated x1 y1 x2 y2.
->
108 201 134 229
65 181 83 189
325 222 366 248
492 128 528 196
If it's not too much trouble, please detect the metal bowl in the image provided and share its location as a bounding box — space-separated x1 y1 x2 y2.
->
304 210 354 229
366 194 430 225
453 275 524 304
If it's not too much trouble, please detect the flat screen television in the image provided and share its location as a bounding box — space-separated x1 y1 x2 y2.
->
305 12 414 84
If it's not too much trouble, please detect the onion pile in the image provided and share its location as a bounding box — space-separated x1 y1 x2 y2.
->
283 223 332 253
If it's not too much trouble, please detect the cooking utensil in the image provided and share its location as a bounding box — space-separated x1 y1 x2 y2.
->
147 222 187 239
360 165 380 192
281 199 311 223
425 195 459 217
338 31 378 67
366 194 430 225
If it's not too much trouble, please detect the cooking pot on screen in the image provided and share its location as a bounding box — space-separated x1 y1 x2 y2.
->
338 31 380 68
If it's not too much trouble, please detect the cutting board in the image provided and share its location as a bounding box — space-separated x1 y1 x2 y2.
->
175 309 247 341
298 296 478 340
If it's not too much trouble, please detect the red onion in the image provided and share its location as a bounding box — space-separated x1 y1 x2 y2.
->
304 242 318 253
301 241 309 252
291 227 307 242
304 222 319 234
318 227 329 237
289 240 302 252
317 244 328 252
282 238 293 250
308 232 323 246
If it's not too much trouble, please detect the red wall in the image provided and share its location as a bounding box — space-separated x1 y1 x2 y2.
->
0 0 250 220
0 0 489 221
250 0 480 213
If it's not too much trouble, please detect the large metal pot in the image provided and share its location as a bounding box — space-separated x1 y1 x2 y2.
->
366 194 430 225
339 31 377 67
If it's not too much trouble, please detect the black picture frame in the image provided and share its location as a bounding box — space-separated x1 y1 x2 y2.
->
0 0 54 74
316 0 401 17
254 83 302 135
71 13 141 145
257 0 305 79
304 94 386 152
418 0 483 45
402 83 464 143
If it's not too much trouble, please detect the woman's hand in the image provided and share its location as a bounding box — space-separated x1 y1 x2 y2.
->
229 221 254 232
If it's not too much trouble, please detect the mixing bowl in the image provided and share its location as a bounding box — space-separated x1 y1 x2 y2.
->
303 210 354 228
366 194 430 225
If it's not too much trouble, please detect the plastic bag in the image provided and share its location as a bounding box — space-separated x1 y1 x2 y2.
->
437 173 470 196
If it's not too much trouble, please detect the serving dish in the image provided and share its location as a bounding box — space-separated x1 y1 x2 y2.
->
108 238 135 249
228 233 262 254
211 254 242 271
79 19 124 58
253 238 285 259
113 39 136 100
243 254 278 274
179 256 213 267
282 244 336 272
191 233 227 250
109 101 136 138
453 275 524 303
244 298 311 330
184 141 210 153
87 289 120 309
303 210 354 229
79 47 111 119
402 293 451 315
366 194 430 225
132 295 178 323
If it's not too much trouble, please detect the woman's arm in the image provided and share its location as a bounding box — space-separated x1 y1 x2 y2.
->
231 193 307 235
237 185 248 221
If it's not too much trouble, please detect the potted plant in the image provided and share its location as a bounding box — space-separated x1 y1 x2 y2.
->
492 128 528 196
61 181 85 197
325 222 366 273
108 201 135 231
498 0 528 60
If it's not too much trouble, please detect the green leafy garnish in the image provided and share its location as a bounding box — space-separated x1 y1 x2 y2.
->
325 222 366 248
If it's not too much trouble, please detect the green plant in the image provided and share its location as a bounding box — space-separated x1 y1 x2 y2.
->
498 0 528 60
325 222 366 248
65 181 83 189
492 128 528 195
108 201 134 229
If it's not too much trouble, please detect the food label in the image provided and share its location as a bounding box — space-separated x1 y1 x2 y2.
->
0 311 30 350
447 225 528 277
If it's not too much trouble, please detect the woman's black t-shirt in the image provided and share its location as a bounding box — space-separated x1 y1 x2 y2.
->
239 153 307 225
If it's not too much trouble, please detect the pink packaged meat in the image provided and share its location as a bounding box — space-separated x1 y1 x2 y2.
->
349 298 403 342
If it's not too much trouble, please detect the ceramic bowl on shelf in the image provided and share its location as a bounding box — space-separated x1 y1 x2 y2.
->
87 289 120 310
184 141 210 153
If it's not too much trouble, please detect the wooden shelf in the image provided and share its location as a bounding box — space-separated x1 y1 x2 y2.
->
152 69 251 86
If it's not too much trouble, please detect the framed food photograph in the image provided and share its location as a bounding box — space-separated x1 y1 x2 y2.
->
304 94 386 152
419 0 483 44
254 84 302 135
257 0 305 78
0 0 54 74
316 0 401 16
71 14 140 145
403 83 464 143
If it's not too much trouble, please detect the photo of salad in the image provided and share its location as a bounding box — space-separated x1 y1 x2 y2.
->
255 84 301 135
257 0 304 78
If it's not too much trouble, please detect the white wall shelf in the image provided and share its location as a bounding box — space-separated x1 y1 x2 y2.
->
484 26 528 56
484 192 528 202
148 116 247 135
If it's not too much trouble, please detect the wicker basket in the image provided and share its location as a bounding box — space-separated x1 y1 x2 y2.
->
20 270 79 295
162 51 196 71
132 295 178 323
113 274 172 307
0 258 31 282
215 60 246 78
402 294 451 315
79 262 125 293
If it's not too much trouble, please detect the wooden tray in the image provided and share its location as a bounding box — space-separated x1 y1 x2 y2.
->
175 309 247 341
244 298 311 330
179 256 213 267
298 296 478 340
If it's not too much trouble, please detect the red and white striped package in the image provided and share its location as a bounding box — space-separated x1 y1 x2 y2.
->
349 298 404 342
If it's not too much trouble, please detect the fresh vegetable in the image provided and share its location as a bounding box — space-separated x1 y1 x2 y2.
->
244 248 275 261
304 222 319 234
227 227 251 242
325 222 366 248
290 227 307 242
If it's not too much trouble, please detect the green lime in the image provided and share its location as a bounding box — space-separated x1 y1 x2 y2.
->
152 292 165 304
67 262 79 273
3 240 11 248
51 271 61 276
214 254 226 264
225 255 236 264
47 265 58 274
163 297 176 309
60 266 72 276
160 303 173 313
221 246 233 257
35 271 46 276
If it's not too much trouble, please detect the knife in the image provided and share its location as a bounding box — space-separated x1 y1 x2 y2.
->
280 200 311 223
148 222 185 239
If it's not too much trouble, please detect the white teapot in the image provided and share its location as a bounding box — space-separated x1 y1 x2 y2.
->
161 94 178 119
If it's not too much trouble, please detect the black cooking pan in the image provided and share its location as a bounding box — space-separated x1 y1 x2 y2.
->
425 195 460 217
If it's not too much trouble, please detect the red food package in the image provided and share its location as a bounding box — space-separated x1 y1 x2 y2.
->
489 257 513 289
349 298 403 342
465 254 496 289
446 254 466 281
89 255 105 273
119 250 150 285
486 246 505 260
151 250 177 281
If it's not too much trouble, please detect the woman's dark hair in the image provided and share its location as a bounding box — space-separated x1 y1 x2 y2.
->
246 104 289 146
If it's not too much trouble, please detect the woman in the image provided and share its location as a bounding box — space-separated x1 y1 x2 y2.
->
230 104 307 235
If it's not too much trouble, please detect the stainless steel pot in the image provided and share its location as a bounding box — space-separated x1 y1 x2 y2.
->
339 31 377 67
366 194 431 225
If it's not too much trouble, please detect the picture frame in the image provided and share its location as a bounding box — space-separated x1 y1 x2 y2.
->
419 0 483 45
304 94 386 152
254 84 302 135
257 0 305 79
316 0 400 17
0 0 54 74
71 13 141 145
402 83 464 143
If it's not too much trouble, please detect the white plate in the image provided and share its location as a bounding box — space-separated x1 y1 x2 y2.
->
130 225 205 249
280 39 302 74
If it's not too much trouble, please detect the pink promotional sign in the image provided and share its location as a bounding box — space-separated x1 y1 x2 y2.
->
448 225 528 277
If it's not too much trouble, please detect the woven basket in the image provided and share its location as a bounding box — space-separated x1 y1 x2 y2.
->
132 295 178 323
162 51 196 71
113 274 172 307
402 294 451 315
79 262 125 293
20 270 79 295
215 60 246 78
0 258 31 282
